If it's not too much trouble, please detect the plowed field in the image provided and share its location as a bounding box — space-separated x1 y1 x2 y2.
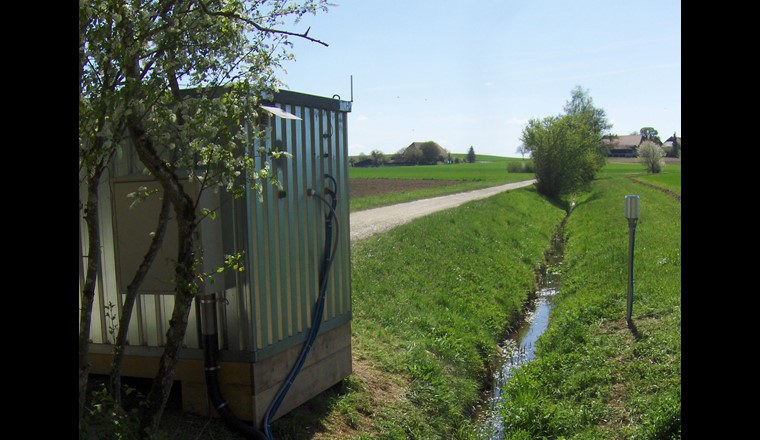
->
348 178 460 198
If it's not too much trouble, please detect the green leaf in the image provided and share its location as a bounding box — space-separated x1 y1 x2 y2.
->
201 208 217 220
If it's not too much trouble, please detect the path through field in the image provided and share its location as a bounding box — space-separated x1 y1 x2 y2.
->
349 179 537 241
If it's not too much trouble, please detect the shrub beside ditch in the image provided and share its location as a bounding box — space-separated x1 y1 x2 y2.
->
506 160 535 174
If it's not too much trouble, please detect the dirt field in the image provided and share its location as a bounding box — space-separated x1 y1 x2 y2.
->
348 178 461 198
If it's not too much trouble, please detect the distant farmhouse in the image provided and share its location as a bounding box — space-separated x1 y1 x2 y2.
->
352 158 375 167
662 135 681 150
356 141 450 166
351 141 499 167
600 134 681 158
661 135 681 157
601 134 644 157
399 141 449 165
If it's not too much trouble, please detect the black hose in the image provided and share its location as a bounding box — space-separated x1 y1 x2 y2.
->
262 175 339 439
201 294 268 440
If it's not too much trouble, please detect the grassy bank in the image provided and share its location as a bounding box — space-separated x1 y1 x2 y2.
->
273 185 567 438
270 160 681 439
349 160 535 212
494 169 681 438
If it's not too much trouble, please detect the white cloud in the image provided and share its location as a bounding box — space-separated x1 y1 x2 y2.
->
508 117 529 125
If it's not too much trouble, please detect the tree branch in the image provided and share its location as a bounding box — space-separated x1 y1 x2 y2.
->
197 1 329 47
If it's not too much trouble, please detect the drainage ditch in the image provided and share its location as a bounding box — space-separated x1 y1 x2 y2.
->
477 220 567 439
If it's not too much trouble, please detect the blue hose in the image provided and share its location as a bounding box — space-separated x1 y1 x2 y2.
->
263 175 339 439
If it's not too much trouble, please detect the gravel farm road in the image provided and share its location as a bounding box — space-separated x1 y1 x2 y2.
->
349 179 537 242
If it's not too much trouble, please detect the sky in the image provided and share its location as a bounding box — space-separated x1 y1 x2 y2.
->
274 0 681 158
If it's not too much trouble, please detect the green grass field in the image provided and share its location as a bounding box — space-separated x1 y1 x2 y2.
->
635 170 681 195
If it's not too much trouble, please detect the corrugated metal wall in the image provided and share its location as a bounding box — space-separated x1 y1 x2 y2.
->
244 93 352 360
79 175 120 346
79 90 352 362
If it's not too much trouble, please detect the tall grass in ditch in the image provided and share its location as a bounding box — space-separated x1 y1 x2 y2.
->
348 186 566 438
494 175 681 439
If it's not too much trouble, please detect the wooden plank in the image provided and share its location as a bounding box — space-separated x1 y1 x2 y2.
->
252 344 352 425
251 322 351 393
181 380 255 421
87 354 253 385
86 321 352 428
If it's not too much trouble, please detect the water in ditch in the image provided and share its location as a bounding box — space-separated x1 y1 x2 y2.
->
477 226 565 439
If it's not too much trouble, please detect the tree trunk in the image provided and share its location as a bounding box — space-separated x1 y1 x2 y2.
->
139 229 196 436
108 194 172 402
128 117 199 437
119 12 203 432
79 165 104 430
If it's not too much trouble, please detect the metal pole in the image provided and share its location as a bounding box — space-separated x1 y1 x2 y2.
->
200 293 218 338
626 218 637 321
624 195 640 322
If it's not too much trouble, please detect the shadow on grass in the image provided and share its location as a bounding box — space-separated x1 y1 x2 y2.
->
268 380 350 439
527 185 603 215
626 318 642 341
523 186 568 211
